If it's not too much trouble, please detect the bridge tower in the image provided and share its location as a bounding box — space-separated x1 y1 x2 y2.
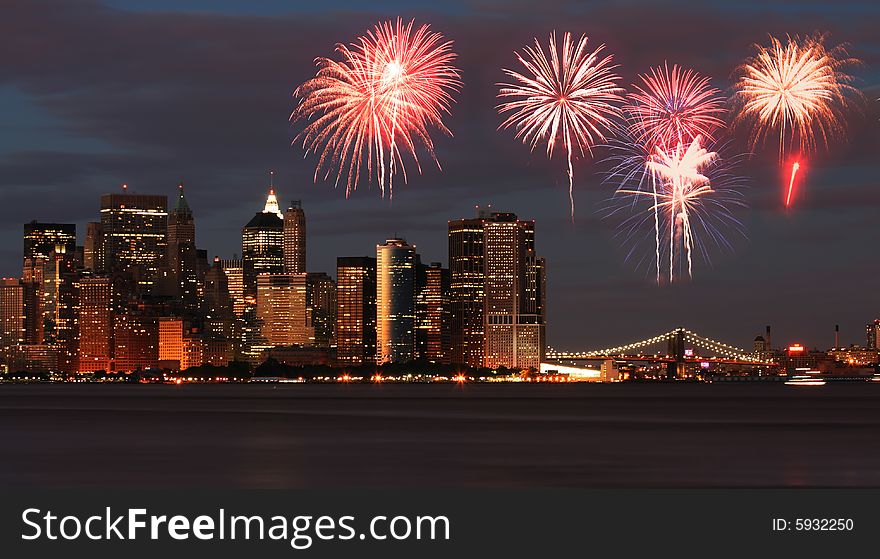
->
666 327 686 379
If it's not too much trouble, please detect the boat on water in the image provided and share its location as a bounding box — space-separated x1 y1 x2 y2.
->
785 368 826 386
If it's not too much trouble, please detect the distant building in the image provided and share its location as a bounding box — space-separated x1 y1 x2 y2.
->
0 278 24 368
376 238 417 364
448 215 486 367
256 273 334 350
100 190 168 294
83 222 104 272
113 313 158 372
167 185 199 312
77 277 114 372
264 346 333 367
335 256 377 366
416 262 451 364
203 257 233 339
242 188 284 302
220 258 245 318
23 221 76 262
482 212 545 369
866 320 880 350
283 200 306 274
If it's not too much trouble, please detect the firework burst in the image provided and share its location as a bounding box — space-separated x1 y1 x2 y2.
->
497 31 624 221
292 18 461 198
606 135 746 284
732 33 858 157
625 63 726 151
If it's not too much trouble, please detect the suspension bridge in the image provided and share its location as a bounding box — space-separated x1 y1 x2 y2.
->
546 327 776 379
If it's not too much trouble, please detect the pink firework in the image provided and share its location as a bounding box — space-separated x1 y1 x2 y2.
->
292 18 462 198
625 63 726 151
497 31 625 220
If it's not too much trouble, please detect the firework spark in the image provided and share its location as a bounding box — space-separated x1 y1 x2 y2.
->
607 135 746 283
292 18 461 198
625 63 726 151
497 31 624 220
732 34 857 157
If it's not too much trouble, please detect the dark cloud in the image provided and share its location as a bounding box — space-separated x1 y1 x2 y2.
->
0 0 879 350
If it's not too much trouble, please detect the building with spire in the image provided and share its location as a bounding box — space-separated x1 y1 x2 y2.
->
242 183 284 302
283 200 306 274
167 184 198 313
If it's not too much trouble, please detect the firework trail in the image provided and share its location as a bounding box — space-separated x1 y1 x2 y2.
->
609 64 730 283
292 18 461 198
606 135 746 284
733 34 856 156
785 161 800 207
497 31 624 221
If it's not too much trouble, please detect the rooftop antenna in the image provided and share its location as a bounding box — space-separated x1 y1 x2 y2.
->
269 169 275 193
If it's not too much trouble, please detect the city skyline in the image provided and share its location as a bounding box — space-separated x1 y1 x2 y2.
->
1 0 879 351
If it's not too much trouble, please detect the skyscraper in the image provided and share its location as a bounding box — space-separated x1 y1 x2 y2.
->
416 262 451 364
256 273 313 348
307 272 336 349
77 276 113 372
242 188 284 302
220 258 245 317
23 221 76 261
203 257 233 339
283 200 306 274
482 213 545 369
83 222 104 272
100 189 168 294
448 213 487 367
167 185 198 312
448 209 546 370
0 278 24 368
376 238 417 364
336 256 377 366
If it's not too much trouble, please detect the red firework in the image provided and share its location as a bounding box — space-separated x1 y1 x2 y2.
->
292 18 461 198
625 63 726 151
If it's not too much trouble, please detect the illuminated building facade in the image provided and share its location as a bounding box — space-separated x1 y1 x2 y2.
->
306 272 336 349
242 189 284 301
283 200 306 274
376 238 417 364
256 273 312 347
416 262 451 364
220 258 245 317
866 320 880 350
167 186 199 312
77 277 113 372
0 278 24 368
448 214 487 367
449 210 546 369
84 222 103 272
23 221 76 261
100 191 168 294
335 256 376 366
203 257 233 339
113 313 158 372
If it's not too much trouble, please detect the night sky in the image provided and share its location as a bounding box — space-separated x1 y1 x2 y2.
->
1 0 878 352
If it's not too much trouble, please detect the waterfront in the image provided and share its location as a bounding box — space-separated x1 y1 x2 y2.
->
2 383 879 488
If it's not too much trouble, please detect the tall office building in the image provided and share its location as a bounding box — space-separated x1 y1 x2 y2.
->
83 222 103 272
21 257 45 344
867 320 880 350
307 272 336 349
41 247 79 372
77 277 114 372
448 213 487 367
0 278 24 367
220 258 245 317
23 222 76 261
167 185 198 312
448 210 546 369
416 262 451 364
242 188 284 301
256 273 313 348
113 313 158 372
376 238 417 364
483 213 545 369
283 200 306 274
100 189 168 294
336 257 377 366
203 257 233 338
